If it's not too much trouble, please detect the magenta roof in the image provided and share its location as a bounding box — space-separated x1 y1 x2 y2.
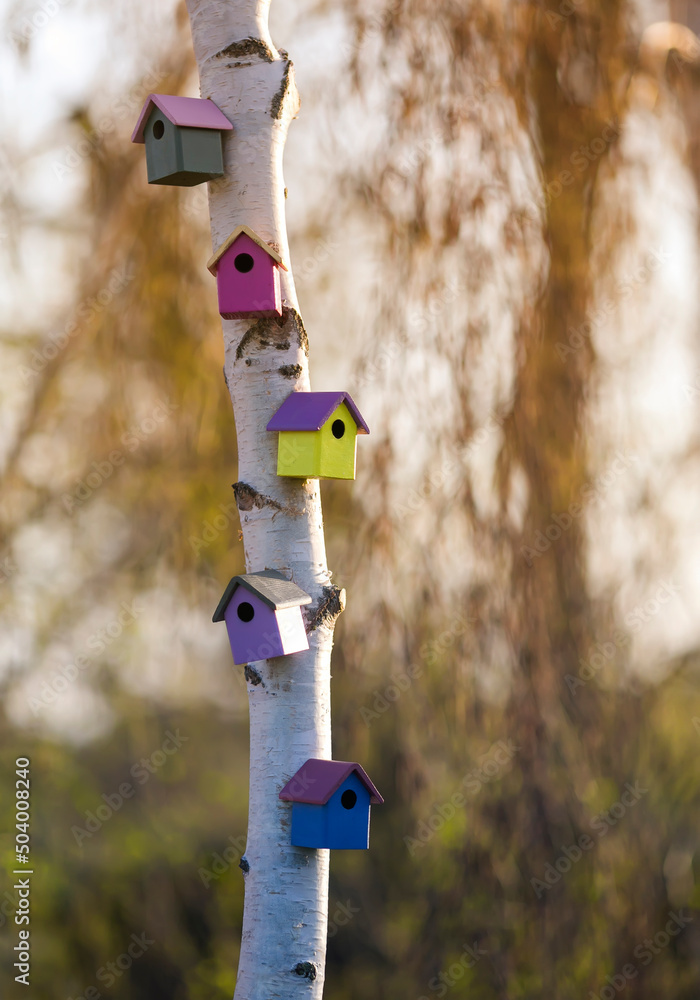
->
279 759 384 805
266 392 370 434
131 94 233 143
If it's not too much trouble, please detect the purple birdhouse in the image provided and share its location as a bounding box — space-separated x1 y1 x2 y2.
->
207 225 288 319
279 759 384 850
213 570 311 665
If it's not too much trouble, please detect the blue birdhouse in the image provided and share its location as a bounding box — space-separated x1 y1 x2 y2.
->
278 759 384 850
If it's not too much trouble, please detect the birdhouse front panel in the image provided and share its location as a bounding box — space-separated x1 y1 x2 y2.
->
213 233 282 319
318 401 358 479
142 109 179 183
223 590 285 665
326 772 372 849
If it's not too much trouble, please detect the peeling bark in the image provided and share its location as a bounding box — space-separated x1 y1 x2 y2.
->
232 481 286 513
217 36 274 62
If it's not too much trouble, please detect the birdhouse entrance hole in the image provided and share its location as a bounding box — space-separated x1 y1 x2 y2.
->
341 789 357 809
152 119 165 139
237 602 255 622
332 419 345 439
234 252 255 273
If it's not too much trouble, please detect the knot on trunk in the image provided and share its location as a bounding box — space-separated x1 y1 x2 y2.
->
244 665 265 687
293 962 317 981
305 586 346 632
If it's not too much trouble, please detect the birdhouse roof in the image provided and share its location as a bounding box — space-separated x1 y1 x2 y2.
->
266 392 370 434
213 570 312 622
131 94 233 143
279 759 384 805
207 225 288 275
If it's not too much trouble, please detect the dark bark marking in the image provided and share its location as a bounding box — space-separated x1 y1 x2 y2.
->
233 482 285 513
288 308 309 357
305 586 346 631
239 857 250 873
244 665 265 687
293 962 317 981
279 364 302 379
235 309 309 361
216 37 274 62
270 60 292 120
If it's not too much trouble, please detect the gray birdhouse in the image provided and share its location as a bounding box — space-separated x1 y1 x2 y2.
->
131 94 233 186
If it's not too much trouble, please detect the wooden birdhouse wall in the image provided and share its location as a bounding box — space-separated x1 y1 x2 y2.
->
274 606 308 654
276 429 320 478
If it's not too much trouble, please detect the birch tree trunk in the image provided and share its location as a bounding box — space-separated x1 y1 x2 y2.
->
184 2 336 996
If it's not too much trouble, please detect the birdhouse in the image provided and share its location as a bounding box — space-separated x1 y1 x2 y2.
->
207 225 288 319
266 392 370 480
131 94 232 186
213 570 312 665
279 759 384 850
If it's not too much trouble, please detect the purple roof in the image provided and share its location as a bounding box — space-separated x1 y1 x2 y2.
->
266 392 370 434
279 759 384 805
131 94 233 143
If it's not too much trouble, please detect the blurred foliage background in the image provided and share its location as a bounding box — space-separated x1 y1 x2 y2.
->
2 0 700 997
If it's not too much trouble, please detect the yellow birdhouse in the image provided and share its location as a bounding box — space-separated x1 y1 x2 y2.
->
266 391 370 480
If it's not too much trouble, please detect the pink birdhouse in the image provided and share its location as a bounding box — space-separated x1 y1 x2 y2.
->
207 225 288 319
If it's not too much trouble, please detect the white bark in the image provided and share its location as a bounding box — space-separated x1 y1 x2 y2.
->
185 2 335 997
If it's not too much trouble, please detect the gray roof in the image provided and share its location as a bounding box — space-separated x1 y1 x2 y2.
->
213 570 312 622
